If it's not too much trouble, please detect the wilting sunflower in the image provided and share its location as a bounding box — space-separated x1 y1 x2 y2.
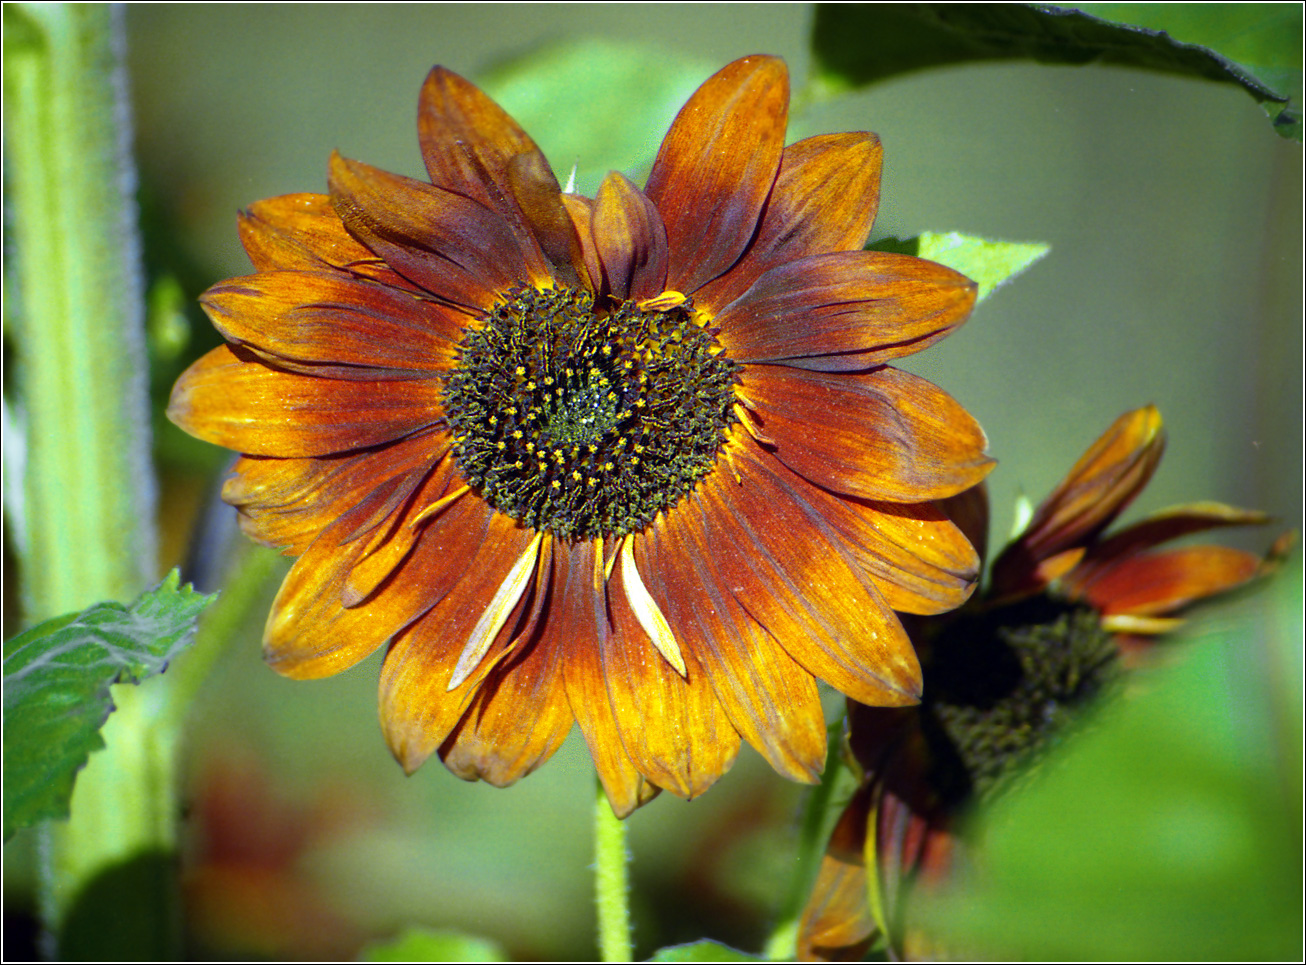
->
797 405 1283 960
168 55 993 816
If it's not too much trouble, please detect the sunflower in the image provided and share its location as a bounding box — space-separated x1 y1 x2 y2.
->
797 405 1281 960
168 55 993 816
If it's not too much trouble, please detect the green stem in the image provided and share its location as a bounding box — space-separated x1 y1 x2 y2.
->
594 777 634 963
763 723 847 960
4 4 165 954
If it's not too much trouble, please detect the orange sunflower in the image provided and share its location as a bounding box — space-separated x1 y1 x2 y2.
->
797 405 1282 960
168 55 992 816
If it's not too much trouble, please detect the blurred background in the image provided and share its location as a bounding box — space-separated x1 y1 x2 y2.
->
5 4 1301 960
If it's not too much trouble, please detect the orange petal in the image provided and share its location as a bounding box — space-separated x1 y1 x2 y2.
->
797 785 876 962
167 344 443 457
377 510 540 773
714 252 976 371
592 172 670 302
815 494 981 617
341 455 463 606
992 406 1164 597
238 193 376 272
643 498 826 783
696 132 883 314
738 365 994 503
561 194 603 297
695 431 923 706
644 56 788 295
201 270 463 377
223 429 447 557
560 539 660 817
1074 545 1264 616
1078 501 1270 576
328 152 541 311
602 538 742 799
264 480 493 680
439 538 577 786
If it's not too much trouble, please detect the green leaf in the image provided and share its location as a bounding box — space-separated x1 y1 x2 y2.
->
870 232 1050 303
811 3 1302 140
478 38 713 195
2 570 216 840
916 564 1303 960
647 939 764 962
360 927 505 962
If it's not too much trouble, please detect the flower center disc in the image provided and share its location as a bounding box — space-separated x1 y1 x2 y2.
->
443 286 740 541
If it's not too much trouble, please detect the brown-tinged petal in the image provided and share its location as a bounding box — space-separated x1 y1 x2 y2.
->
439 538 577 786
224 429 448 556
992 405 1165 596
264 476 492 679
815 494 981 616
507 152 587 288
239 193 377 272
1072 545 1264 616
591 172 670 303
602 539 741 799
1078 501 1270 575
167 344 442 457
328 152 546 310
240 193 429 294
201 270 463 378
562 194 604 297
416 67 573 283
936 482 991 570
696 430 923 706
715 252 976 371
696 132 883 314
561 539 660 817
797 784 876 962
341 454 463 606
643 497 826 783
738 365 993 503
644 55 788 295
377 510 539 772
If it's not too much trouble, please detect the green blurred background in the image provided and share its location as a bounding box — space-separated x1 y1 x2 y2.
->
8 4 1302 960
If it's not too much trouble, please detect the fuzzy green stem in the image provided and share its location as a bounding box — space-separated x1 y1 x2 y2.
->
4 3 164 954
763 723 847 960
594 777 634 963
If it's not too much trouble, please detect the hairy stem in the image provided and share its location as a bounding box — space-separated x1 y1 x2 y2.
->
594 778 634 962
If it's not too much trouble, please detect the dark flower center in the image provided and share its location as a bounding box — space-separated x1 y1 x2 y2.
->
442 285 740 541
918 597 1121 805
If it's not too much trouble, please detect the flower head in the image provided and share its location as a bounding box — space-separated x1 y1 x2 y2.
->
168 56 992 816
797 405 1282 959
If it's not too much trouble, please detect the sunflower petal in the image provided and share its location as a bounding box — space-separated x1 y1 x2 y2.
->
201 270 462 377
439 538 575 786
224 430 448 557
604 540 741 799
697 432 923 706
739 365 993 503
715 252 976 371
450 532 545 689
1073 545 1264 616
797 785 877 961
644 497 826 783
644 55 788 295
377 511 540 772
592 172 670 302
561 540 660 817
617 536 685 677
168 344 442 457
264 478 492 679
696 132 883 314
239 193 376 272
328 152 543 309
